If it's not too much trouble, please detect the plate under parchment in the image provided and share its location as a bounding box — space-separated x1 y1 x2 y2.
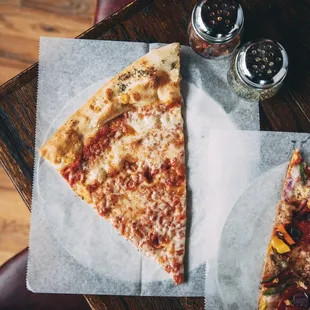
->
217 163 287 309
37 79 235 285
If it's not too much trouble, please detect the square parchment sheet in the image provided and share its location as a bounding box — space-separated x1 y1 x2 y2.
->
204 130 310 309
27 38 259 296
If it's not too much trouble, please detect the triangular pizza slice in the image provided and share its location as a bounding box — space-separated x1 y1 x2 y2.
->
258 150 310 309
40 43 186 284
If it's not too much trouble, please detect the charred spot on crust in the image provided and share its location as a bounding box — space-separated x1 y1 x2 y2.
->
117 83 127 93
171 62 177 70
150 70 170 88
118 72 132 81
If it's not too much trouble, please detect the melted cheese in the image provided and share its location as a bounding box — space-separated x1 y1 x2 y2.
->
87 167 106 183
85 102 186 281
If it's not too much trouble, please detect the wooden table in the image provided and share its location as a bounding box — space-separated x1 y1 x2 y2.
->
1 0 310 309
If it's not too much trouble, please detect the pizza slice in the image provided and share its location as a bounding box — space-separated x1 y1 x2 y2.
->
40 43 186 284
258 150 310 309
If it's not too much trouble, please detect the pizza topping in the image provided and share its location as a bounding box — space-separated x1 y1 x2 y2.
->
296 204 310 220
292 292 309 308
263 280 291 296
270 248 289 271
297 221 310 244
277 202 296 225
284 299 293 306
263 277 280 289
279 289 310 309
294 184 310 201
297 280 308 291
277 285 310 310
286 225 303 243
276 224 295 245
262 270 284 284
271 236 291 254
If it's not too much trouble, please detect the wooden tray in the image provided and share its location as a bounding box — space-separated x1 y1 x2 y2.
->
1 0 310 309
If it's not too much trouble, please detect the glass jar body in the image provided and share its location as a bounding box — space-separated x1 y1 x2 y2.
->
188 22 242 59
227 54 283 101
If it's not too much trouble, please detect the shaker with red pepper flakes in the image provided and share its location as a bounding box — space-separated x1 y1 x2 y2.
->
188 0 244 59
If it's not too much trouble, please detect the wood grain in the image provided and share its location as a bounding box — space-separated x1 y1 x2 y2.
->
0 0 96 84
1 0 310 309
0 167 29 266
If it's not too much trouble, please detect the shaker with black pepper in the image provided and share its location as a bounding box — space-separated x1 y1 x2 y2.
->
227 39 289 101
188 0 244 59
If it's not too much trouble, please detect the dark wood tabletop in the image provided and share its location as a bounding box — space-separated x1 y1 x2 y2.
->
1 0 310 309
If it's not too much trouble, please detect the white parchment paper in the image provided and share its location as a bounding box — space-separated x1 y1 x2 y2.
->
27 37 259 296
204 130 310 309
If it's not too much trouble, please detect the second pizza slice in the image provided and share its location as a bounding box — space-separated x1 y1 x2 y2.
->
40 43 186 284
258 150 310 309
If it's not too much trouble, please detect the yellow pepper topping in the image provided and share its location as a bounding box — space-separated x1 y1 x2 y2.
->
276 224 295 245
271 236 291 254
259 299 267 310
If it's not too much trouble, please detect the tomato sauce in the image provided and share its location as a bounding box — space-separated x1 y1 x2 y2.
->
277 285 309 310
61 158 84 187
166 100 181 111
298 220 310 244
83 115 125 160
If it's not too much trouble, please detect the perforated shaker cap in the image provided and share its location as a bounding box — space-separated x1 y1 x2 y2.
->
192 0 244 43
236 39 289 89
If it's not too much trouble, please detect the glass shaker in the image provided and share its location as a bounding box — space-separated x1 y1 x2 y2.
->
227 39 289 101
188 0 244 59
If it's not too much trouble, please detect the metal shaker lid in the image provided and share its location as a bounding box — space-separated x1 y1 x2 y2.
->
192 0 244 43
236 39 289 89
